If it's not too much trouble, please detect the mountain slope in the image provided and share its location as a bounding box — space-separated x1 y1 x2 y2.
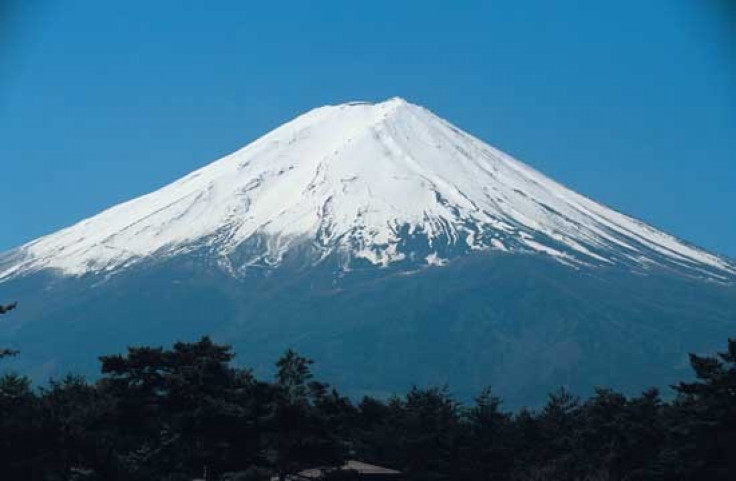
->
1 98 733 281
1 251 734 406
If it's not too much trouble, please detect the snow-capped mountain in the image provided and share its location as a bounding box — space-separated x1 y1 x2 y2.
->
1 97 733 282
2 98 735 406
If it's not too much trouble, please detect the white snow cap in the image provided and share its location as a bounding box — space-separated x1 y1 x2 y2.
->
1 97 733 280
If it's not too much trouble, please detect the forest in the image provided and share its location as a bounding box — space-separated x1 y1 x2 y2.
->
1 304 734 481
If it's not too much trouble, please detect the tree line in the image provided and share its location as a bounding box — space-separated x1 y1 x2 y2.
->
1 306 734 480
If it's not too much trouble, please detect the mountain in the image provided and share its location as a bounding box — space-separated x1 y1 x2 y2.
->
2 97 733 280
1 98 734 406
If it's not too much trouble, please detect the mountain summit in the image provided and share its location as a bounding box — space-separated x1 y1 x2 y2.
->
1 98 733 281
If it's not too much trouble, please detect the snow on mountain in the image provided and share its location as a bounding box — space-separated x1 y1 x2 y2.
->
1 97 733 281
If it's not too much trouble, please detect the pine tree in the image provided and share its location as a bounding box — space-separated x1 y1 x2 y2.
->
668 339 736 480
0 373 40 479
398 386 460 481
458 387 513 480
0 301 17 314
268 349 345 481
0 301 18 359
97 336 264 479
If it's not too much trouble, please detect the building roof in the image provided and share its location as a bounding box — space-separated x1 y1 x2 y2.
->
342 460 401 475
278 460 401 480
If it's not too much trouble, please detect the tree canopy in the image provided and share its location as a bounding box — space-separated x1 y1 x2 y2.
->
1 334 735 480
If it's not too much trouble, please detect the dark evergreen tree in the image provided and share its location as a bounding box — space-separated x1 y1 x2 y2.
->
666 338 736 480
267 349 346 481
0 373 42 479
97 337 266 479
395 387 460 481
0 301 18 359
457 387 513 480
353 395 403 468
37 375 110 479
0 301 17 314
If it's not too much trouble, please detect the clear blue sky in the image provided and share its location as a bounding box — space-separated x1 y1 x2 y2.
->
1 0 734 257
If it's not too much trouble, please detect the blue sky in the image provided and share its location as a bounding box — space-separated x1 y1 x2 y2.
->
1 0 734 257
